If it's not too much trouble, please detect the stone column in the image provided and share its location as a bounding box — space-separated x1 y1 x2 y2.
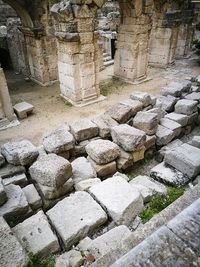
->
0 68 15 121
51 3 104 106
114 1 151 82
23 28 58 86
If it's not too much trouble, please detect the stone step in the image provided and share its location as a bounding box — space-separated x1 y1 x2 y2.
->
103 52 109 57
104 59 114 67
103 55 112 62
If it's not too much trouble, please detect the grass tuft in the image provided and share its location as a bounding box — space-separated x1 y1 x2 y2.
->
28 253 55 267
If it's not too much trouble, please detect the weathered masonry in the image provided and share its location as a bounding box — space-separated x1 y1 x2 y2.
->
0 0 196 106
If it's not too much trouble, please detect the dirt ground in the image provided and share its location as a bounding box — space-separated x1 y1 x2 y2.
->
0 54 199 146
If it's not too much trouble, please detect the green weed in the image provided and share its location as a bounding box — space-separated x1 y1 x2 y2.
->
28 253 55 267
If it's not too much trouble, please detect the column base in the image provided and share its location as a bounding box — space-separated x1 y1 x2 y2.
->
30 77 59 87
113 75 152 85
60 94 106 107
0 117 20 131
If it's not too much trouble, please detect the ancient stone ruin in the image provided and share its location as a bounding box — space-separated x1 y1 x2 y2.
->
0 0 200 266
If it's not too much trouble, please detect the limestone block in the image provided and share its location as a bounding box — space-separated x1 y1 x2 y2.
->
86 139 120 164
0 216 28 267
133 111 159 135
111 124 146 152
156 139 183 162
56 250 83 267
185 92 200 102
13 211 59 257
161 81 191 97
164 143 200 178
73 140 89 157
1 140 39 166
119 99 143 115
196 74 200 85
89 176 143 225
105 103 132 123
37 178 73 200
116 148 133 171
29 154 72 188
86 225 132 260
43 125 75 154
146 108 166 120
92 114 118 138
3 173 28 187
75 178 101 192
22 184 42 210
88 156 116 178
155 95 177 112
130 92 152 107
0 177 7 206
150 162 190 187
69 119 99 142
191 85 199 92
156 125 175 146
0 164 25 179
132 146 145 162
72 157 96 184
165 112 188 126
160 118 182 137
13 101 34 119
0 184 30 222
187 112 198 125
129 175 167 203
191 136 200 149
144 135 156 150
46 191 107 249
175 99 198 115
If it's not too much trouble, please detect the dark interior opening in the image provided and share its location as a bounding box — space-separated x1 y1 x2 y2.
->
0 48 12 70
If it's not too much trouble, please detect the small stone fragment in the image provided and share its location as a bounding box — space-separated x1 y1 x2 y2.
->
22 184 42 210
130 92 152 107
75 178 101 192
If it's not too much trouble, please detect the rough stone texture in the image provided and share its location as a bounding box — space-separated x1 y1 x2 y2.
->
71 157 96 184
116 148 133 171
161 81 190 97
132 111 158 135
150 162 190 187
43 125 75 154
47 191 107 249
13 101 34 119
155 95 177 112
156 139 183 162
13 210 60 257
175 99 198 115
130 175 167 203
88 157 117 179
89 176 143 226
29 153 72 188
69 119 99 142
119 99 143 115
185 92 200 102
164 143 200 178
0 164 25 178
92 115 118 138
37 178 74 200
105 103 132 123
86 139 120 164
0 216 28 267
0 184 30 221
1 140 39 166
0 153 5 167
22 184 42 210
86 226 132 260
0 177 7 206
160 118 182 137
132 146 145 162
191 136 200 148
111 124 146 152
74 140 89 157
130 92 152 107
165 112 188 126
111 226 198 267
56 250 83 267
146 108 166 120
144 135 156 150
113 172 129 181
155 125 175 146
75 178 101 192
2 173 28 187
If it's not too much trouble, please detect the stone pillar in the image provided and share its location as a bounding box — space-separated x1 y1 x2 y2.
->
0 68 15 121
23 29 58 86
114 1 151 82
51 3 104 106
